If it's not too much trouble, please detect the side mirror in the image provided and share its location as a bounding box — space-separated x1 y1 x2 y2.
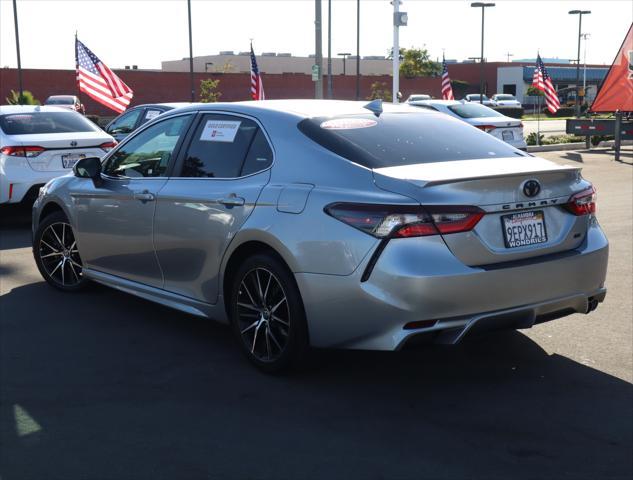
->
73 156 103 187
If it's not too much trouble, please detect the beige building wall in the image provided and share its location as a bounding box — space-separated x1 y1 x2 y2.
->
161 54 393 76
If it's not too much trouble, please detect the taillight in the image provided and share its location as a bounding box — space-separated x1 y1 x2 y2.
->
475 125 497 133
100 141 118 152
325 203 484 238
564 186 596 216
0 146 45 157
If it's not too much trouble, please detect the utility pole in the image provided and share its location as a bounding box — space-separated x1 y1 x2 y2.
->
355 0 360 100
327 0 333 98
12 0 23 103
569 9 591 117
505 52 513 62
315 0 323 99
581 33 590 104
187 0 195 101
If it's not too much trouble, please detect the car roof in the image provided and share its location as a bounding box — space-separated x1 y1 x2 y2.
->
166 99 428 119
0 105 76 114
409 100 462 106
133 102 191 110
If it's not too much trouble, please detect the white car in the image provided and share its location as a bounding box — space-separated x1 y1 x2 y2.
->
410 100 527 150
463 94 496 107
0 105 115 204
491 94 522 108
405 94 432 102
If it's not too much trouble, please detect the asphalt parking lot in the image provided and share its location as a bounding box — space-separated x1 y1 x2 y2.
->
1 149 631 480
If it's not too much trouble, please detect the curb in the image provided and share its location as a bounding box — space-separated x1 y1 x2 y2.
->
527 143 586 153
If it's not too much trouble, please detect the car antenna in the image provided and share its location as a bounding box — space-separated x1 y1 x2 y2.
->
363 99 383 117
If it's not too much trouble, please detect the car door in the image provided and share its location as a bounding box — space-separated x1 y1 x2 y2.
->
154 112 273 304
72 113 194 287
105 108 143 142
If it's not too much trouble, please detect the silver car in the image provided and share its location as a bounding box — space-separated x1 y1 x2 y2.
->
32 100 608 372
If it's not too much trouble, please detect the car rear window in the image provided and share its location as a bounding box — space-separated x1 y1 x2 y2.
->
448 103 503 119
0 112 98 135
495 95 516 100
298 112 525 169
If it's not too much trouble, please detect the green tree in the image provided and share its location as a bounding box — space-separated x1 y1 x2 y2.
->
367 82 392 102
5 89 40 105
199 79 221 103
392 47 441 78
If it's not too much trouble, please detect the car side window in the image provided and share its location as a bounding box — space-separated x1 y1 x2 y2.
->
180 114 266 178
107 109 142 135
241 128 273 176
103 115 191 178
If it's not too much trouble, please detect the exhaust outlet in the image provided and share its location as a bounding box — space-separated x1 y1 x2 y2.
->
586 297 599 313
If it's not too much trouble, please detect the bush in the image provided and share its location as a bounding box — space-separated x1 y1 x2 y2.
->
591 135 615 146
199 78 221 103
493 106 523 119
367 82 392 102
545 106 574 118
5 89 40 105
526 132 544 146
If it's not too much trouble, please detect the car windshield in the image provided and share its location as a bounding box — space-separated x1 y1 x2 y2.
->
495 95 516 101
468 95 489 101
45 96 75 105
298 112 524 169
448 103 503 119
0 112 98 135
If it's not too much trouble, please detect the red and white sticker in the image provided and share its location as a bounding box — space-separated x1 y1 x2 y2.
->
320 118 377 130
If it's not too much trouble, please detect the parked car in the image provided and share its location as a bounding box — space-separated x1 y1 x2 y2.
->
405 94 432 102
32 100 607 372
410 100 527 150
491 94 522 107
105 103 189 142
44 95 85 114
463 94 496 107
0 105 115 204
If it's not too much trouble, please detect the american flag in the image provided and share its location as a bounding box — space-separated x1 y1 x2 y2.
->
532 54 560 114
75 38 133 113
250 44 265 100
441 56 454 100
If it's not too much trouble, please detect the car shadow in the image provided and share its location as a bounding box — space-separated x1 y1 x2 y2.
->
0 206 32 250
1 281 631 480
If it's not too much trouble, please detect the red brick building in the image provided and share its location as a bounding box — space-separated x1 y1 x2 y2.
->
1 63 510 117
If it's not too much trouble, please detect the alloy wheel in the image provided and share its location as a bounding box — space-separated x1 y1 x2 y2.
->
236 267 290 363
38 222 83 287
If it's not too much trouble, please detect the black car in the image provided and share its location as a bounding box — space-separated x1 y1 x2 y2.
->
105 103 189 141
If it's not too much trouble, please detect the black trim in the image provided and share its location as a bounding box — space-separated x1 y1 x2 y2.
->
477 248 580 271
361 238 390 282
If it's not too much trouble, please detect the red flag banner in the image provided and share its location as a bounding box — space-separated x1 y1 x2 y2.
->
590 23 633 113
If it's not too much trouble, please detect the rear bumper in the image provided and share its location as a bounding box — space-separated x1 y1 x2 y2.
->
296 220 608 350
0 166 55 204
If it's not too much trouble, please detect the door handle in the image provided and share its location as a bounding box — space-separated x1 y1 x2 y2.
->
133 190 155 202
218 195 245 207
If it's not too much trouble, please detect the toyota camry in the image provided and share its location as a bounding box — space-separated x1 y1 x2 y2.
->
31 100 608 372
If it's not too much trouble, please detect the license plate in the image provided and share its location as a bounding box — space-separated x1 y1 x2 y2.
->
501 210 548 248
62 153 85 169
502 130 514 141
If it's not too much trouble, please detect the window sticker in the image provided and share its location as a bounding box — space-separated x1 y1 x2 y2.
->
320 118 377 130
145 110 161 120
200 120 242 142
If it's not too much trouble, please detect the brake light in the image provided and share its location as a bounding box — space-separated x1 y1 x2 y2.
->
475 125 497 133
0 146 45 157
325 203 484 238
564 186 596 216
99 141 118 152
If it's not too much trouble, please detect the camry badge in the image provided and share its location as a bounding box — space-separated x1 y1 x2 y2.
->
522 179 541 198
70 141 78 147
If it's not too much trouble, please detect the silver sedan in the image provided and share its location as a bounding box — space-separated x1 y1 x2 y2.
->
32 100 608 372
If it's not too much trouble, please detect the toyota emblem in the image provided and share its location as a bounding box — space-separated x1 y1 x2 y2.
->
70 140 78 147
522 179 541 197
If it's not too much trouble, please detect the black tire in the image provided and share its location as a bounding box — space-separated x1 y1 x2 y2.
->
33 211 87 292
230 253 309 373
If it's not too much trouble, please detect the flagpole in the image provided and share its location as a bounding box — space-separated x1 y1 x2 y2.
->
12 0 24 103
537 93 541 146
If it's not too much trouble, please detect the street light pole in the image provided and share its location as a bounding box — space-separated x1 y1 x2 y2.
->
356 0 360 100
569 9 591 117
471 2 495 104
187 0 195 101
12 0 23 104
338 53 351 76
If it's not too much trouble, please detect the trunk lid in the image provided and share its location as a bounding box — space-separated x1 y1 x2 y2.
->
373 156 591 266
